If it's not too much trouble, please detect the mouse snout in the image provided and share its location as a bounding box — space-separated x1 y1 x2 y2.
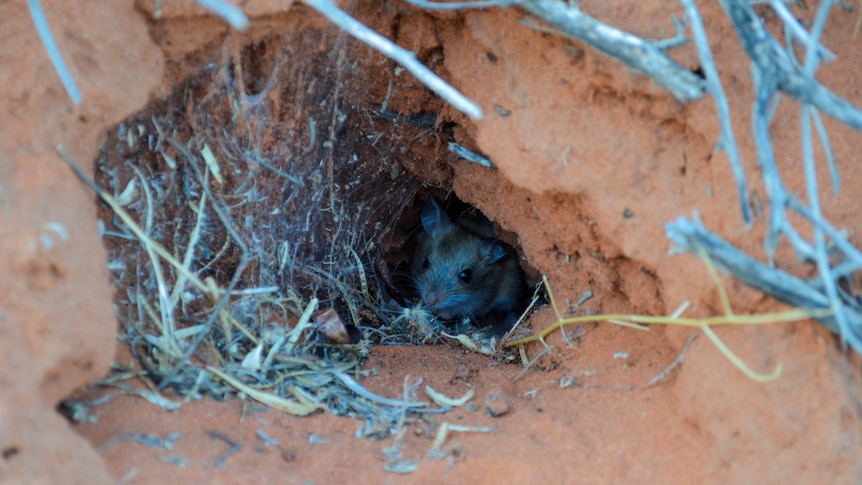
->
423 289 444 307
421 287 460 319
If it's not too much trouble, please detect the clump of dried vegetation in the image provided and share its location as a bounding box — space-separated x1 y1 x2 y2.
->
88 25 467 427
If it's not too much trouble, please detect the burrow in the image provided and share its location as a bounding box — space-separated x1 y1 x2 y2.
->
91 5 666 407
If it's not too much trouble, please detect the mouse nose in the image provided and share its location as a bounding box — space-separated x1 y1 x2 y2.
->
424 290 442 307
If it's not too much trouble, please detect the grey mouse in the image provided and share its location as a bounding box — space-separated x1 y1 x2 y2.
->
412 198 525 326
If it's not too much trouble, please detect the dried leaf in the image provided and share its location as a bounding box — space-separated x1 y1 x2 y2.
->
200 143 223 185
314 307 360 344
117 178 138 206
241 342 264 370
208 366 327 416
424 385 474 407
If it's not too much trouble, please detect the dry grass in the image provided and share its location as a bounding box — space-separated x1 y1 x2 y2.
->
84 24 460 430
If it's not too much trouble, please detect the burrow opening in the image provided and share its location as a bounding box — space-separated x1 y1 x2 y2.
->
91 10 541 418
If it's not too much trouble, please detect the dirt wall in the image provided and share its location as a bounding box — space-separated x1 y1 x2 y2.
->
2 0 861 482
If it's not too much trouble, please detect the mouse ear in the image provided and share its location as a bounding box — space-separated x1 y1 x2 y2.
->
421 198 452 237
480 239 508 264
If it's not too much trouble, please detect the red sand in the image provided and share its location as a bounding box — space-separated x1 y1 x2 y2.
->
2 1 861 483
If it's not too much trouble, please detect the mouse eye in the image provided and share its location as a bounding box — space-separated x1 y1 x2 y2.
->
422 258 430 269
458 269 472 283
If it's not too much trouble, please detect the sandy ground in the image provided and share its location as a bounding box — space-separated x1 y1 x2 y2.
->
2 0 862 483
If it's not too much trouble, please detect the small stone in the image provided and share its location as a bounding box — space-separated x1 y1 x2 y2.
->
484 394 510 417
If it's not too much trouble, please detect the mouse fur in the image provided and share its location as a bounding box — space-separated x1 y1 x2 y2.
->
412 198 525 326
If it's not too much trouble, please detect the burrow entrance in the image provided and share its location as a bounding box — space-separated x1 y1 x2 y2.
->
92 8 548 423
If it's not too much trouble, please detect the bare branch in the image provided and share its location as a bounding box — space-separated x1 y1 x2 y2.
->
306 0 482 119
517 0 705 102
768 0 835 63
196 0 249 30
27 0 81 105
719 0 862 128
404 0 705 102
680 0 752 225
404 0 522 9
666 215 862 354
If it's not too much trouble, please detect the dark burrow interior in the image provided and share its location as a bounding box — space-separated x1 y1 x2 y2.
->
92 16 542 399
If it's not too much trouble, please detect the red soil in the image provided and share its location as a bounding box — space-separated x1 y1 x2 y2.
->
2 0 861 483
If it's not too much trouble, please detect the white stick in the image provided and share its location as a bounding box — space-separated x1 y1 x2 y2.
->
305 0 482 119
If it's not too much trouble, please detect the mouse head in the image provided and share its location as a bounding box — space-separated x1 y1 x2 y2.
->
414 198 508 319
